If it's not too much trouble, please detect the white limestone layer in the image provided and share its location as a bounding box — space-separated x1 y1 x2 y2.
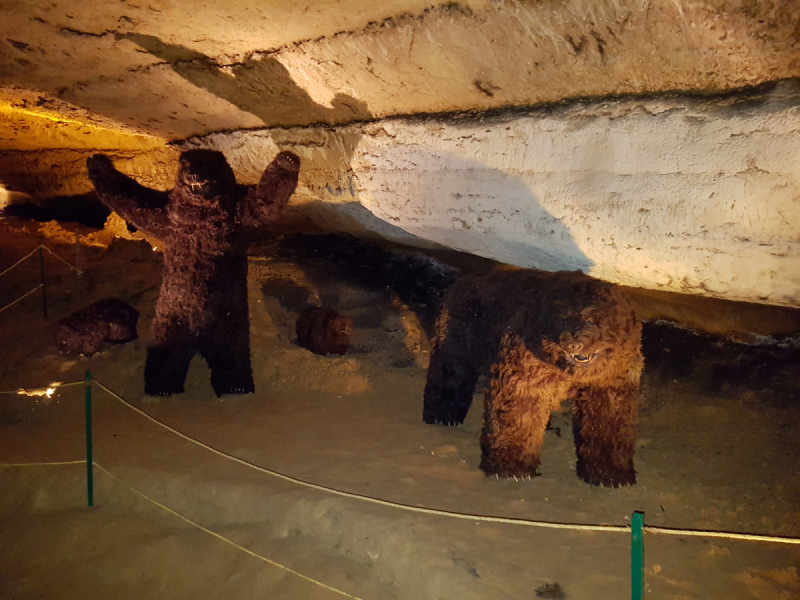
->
185 83 800 307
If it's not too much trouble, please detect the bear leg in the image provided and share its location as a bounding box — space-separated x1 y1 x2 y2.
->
201 320 255 397
479 384 553 479
205 349 255 397
479 337 568 478
145 341 195 396
144 314 196 396
571 383 638 487
423 335 481 426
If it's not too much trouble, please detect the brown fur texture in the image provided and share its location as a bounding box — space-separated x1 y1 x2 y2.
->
423 269 643 487
87 149 299 397
54 298 139 356
296 307 354 356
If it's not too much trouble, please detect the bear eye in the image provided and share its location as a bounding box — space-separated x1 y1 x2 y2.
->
572 354 592 363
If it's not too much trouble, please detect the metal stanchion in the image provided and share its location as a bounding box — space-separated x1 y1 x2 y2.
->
631 511 644 600
85 370 93 508
38 246 47 318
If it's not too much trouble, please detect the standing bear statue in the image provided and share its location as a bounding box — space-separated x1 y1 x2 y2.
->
87 149 299 397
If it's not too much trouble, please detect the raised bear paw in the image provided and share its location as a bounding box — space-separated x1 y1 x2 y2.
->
86 154 114 178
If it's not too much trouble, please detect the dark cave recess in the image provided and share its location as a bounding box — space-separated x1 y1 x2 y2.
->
2 192 111 229
258 232 800 408
0 208 797 403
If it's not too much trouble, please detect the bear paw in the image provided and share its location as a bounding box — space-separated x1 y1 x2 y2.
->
423 415 465 427
86 154 114 178
422 403 469 426
145 386 184 397
220 387 253 396
212 383 255 398
479 456 541 480
576 462 636 488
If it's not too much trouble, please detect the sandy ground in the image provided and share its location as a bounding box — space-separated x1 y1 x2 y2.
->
1 216 799 600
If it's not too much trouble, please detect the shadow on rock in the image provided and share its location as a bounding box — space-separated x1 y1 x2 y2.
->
117 33 372 128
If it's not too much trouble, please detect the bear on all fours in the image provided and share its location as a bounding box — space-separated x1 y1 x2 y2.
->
423 268 643 488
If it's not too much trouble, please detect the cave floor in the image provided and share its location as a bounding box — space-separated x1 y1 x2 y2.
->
1 217 799 600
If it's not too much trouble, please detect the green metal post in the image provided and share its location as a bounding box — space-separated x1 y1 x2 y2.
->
38 246 47 319
631 511 645 600
75 233 82 276
85 370 93 508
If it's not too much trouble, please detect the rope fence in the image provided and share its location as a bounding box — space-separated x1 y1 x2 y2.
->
0 246 40 278
0 283 43 315
39 244 83 274
0 460 85 467
1 374 799 600
0 242 82 316
0 458 363 599
93 462 365 600
95 379 633 534
0 380 83 397
90 379 800 544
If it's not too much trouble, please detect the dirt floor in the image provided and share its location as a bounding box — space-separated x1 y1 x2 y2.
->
1 216 799 600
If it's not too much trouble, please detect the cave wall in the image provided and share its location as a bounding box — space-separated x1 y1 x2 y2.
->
183 81 800 308
1 0 799 315
2 1 798 138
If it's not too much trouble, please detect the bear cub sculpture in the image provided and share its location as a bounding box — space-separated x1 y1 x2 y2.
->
296 307 354 356
423 269 643 487
54 298 139 356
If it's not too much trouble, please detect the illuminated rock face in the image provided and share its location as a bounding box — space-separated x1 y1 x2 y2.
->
348 91 800 307
1 1 798 138
191 81 800 308
1 1 799 313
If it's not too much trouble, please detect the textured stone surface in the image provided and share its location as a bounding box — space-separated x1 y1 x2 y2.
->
0 147 177 198
1 0 799 311
1 1 798 138
184 82 800 307
0 92 175 197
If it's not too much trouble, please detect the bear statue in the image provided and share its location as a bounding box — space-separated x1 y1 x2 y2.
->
87 149 299 397
423 269 643 487
296 307 354 356
54 298 139 356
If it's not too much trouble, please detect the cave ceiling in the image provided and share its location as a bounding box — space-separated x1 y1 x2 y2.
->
1 0 798 145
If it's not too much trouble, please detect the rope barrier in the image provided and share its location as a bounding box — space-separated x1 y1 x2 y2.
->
0 247 39 278
40 244 82 274
0 381 84 395
0 244 82 278
0 243 83 316
3 378 800 545
0 460 84 467
0 284 43 314
92 462 365 600
642 525 800 544
0 456 361 598
93 380 629 534
92 381 800 544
